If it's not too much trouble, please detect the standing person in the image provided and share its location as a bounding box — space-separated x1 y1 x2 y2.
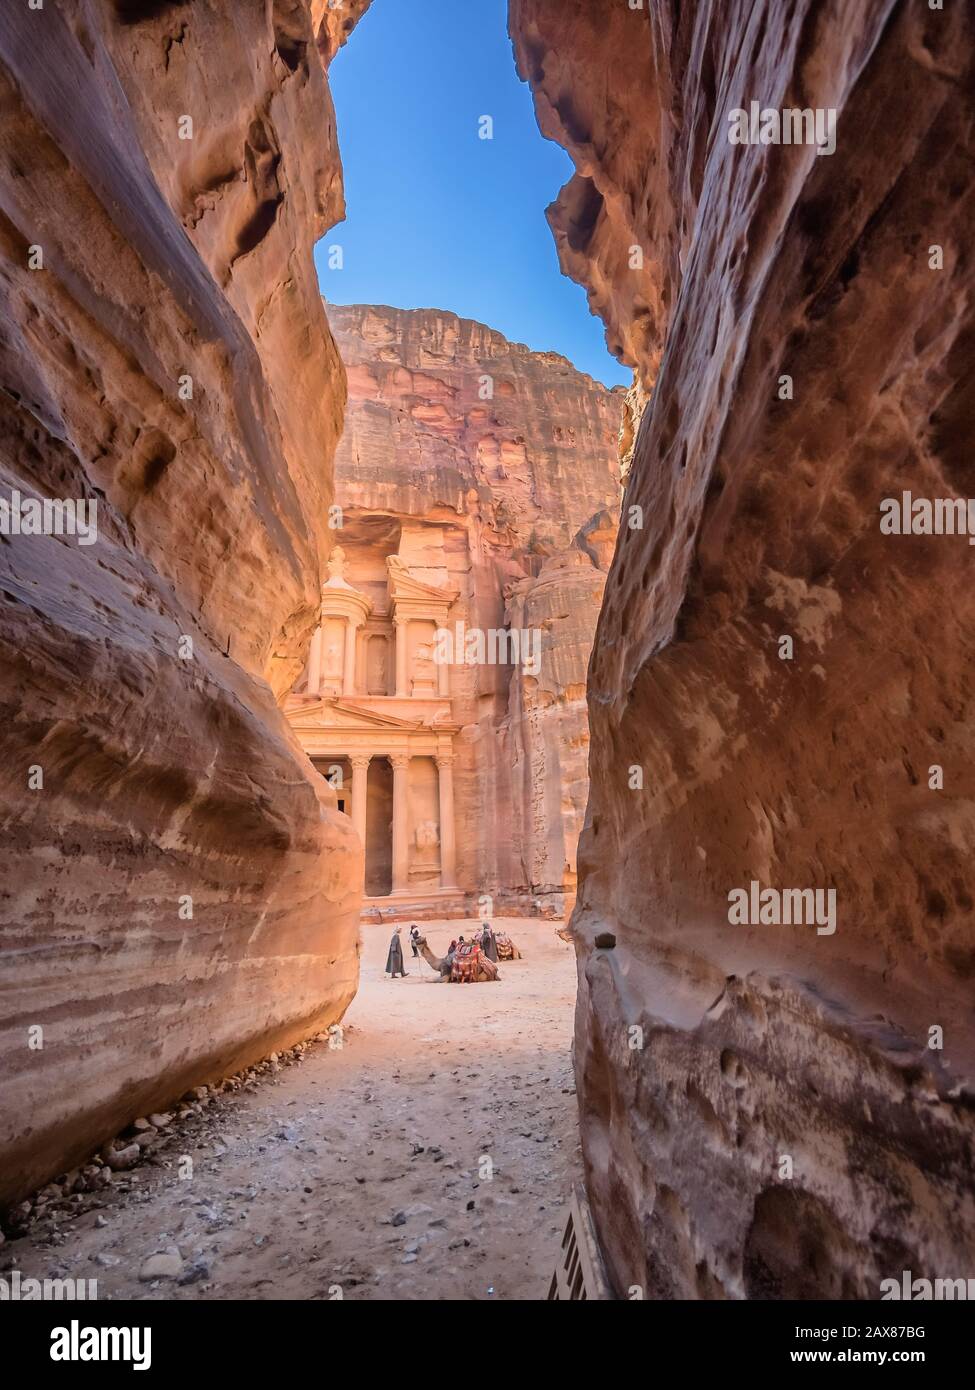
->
409 925 420 958
481 921 498 962
385 926 408 978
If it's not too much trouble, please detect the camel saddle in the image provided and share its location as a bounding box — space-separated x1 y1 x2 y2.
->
451 941 481 983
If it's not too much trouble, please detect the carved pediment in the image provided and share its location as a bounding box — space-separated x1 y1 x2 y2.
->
386 555 459 607
287 698 446 734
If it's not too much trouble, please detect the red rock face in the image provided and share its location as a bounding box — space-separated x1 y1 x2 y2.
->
511 0 975 1295
312 0 371 65
0 1 368 1204
327 303 621 915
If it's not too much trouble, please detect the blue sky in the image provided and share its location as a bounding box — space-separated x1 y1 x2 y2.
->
316 0 630 388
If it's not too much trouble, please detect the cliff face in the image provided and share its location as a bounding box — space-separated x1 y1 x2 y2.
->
511 0 975 1295
0 0 367 1204
326 302 621 914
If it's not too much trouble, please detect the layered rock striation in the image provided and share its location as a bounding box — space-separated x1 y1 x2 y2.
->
511 0 975 1296
325 302 621 915
0 0 368 1205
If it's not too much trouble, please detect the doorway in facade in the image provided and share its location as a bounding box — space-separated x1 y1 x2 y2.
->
365 756 393 896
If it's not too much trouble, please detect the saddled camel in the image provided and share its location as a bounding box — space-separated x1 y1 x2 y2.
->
415 935 500 983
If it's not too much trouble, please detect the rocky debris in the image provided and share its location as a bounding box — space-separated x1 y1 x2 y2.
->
139 1248 183 1282
103 1145 140 1174
177 1257 211 1287
1 1030 342 1241
511 0 975 1296
6 1202 33 1235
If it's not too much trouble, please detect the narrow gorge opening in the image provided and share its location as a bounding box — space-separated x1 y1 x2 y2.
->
1 0 973 1330
269 0 632 1299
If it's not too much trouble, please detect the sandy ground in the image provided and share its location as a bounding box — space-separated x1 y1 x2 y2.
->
8 920 580 1302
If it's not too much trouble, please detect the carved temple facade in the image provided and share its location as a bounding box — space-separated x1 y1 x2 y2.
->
285 546 462 911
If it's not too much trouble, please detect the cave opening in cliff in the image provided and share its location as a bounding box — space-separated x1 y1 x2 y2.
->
3 0 974 1332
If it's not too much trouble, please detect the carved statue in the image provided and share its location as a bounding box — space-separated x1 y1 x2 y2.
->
414 819 440 850
368 635 388 695
410 638 437 696
325 626 342 675
326 545 347 582
414 640 435 673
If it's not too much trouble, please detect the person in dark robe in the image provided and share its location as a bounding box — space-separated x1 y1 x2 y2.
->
385 926 407 978
481 922 498 963
409 925 420 958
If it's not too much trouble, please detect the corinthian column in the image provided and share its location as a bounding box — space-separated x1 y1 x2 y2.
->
342 618 358 698
394 617 409 698
306 626 323 695
390 753 410 893
437 752 457 888
350 756 371 871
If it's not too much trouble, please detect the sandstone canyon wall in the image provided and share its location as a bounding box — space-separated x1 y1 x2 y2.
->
0 0 368 1205
511 0 975 1295
325 302 621 916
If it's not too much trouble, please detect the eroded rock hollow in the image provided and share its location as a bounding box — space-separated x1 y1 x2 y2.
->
0 0 367 1204
511 0 975 1295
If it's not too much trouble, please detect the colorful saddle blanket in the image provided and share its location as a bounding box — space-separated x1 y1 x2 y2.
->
451 941 481 983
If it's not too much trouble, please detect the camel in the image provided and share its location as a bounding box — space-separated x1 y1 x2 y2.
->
415 935 500 983
495 931 522 961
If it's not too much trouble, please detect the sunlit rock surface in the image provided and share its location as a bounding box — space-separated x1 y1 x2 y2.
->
326 303 621 916
512 0 975 1296
0 0 368 1204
